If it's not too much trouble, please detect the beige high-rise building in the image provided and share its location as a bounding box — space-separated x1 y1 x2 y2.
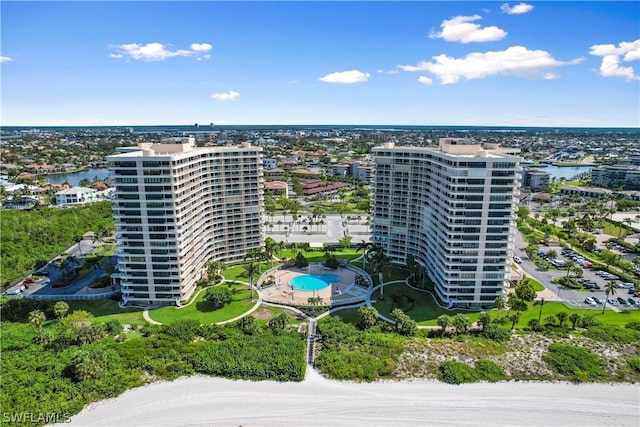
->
107 137 264 306
372 138 522 309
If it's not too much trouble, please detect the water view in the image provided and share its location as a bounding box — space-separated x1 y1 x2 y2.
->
46 168 111 186
535 165 592 180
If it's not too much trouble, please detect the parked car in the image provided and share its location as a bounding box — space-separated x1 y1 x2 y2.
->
513 256 522 264
628 298 639 306
607 298 619 306
593 297 604 305
584 297 597 306
617 297 629 306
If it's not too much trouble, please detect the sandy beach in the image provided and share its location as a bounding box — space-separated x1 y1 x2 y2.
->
60 368 639 427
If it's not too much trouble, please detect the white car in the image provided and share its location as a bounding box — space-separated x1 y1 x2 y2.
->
513 256 522 264
584 297 596 306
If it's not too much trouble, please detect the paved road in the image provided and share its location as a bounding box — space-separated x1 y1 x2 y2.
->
61 370 640 427
6 240 117 297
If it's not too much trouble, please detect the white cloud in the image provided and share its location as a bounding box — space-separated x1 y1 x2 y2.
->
210 91 240 101
418 76 433 85
0 55 13 63
589 39 640 81
318 70 370 84
398 46 577 84
109 42 212 61
500 3 534 15
429 15 507 43
190 43 212 52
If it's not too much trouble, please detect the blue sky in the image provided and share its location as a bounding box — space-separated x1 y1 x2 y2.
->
1 1 639 127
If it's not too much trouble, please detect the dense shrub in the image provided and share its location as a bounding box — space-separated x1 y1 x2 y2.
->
204 286 233 307
438 361 479 384
625 321 640 331
583 325 640 345
294 252 309 268
194 333 305 381
315 350 395 381
474 360 506 382
543 344 604 381
0 299 53 322
1 201 113 286
627 358 640 374
162 319 202 343
314 316 404 381
482 324 511 342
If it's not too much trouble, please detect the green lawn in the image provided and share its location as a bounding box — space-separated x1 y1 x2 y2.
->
66 299 145 326
513 301 640 328
373 282 473 325
148 282 254 324
601 221 626 238
372 282 640 328
223 265 250 282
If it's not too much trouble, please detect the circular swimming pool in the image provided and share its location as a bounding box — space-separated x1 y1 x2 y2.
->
290 274 341 291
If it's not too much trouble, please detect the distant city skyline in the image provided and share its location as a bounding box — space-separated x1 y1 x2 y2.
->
1 1 639 127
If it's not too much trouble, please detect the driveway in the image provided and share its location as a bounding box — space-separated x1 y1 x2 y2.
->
14 239 117 298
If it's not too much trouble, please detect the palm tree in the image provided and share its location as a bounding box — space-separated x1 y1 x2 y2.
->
569 313 581 329
29 310 46 330
436 315 451 335
602 281 618 314
506 293 519 318
546 249 558 261
369 247 390 299
556 311 568 328
53 301 69 319
564 260 577 278
405 253 417 282
356 240 371 270
494 295 507 318
245 248 264 273
622 217 633 237
525 243 539 258
509 310 522 330
601 249 621 269
243 263 259 300
535 297 545 322
93 225 112 246
263 238 278 268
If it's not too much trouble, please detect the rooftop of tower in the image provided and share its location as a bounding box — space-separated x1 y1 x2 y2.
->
111 137 260 158
376 138 520 159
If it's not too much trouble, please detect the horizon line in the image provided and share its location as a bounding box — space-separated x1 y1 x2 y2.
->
3 123 640 130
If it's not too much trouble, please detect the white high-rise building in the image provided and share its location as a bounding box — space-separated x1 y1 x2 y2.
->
372 138 522 309
107 137 264 306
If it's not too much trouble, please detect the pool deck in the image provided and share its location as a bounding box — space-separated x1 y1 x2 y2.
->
258 265 367 306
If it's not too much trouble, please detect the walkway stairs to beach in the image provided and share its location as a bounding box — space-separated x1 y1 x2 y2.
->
307 319 317 365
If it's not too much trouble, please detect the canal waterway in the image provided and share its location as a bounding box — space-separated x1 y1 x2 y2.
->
45 168 112 186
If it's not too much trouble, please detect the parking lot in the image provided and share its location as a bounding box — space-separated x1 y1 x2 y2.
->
514 232 639 310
